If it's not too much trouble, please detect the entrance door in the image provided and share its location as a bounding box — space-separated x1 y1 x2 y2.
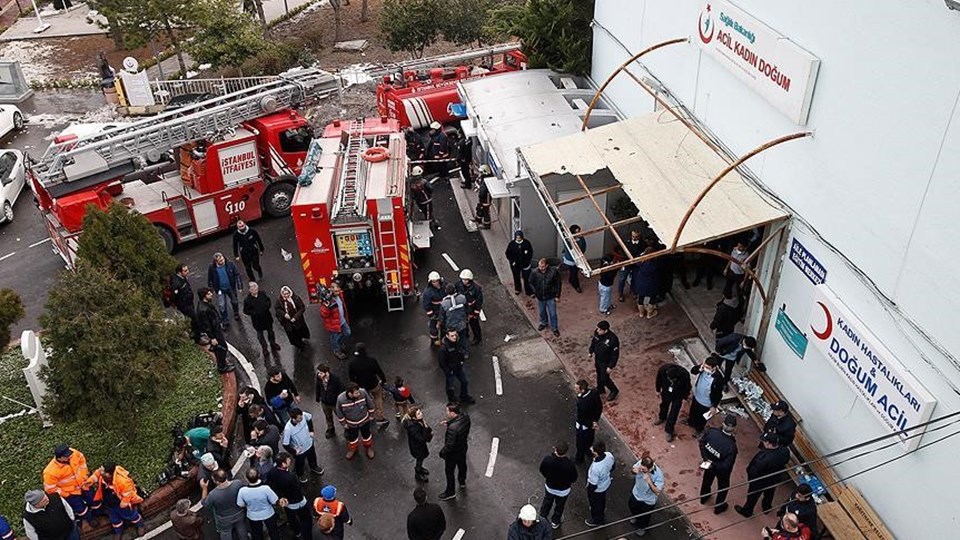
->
556 188 607 260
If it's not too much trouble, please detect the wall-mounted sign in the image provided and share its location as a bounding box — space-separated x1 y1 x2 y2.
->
696 0 820 124
218 141 260 186
808 285 936 451
789 238 827 285
775 308 807 358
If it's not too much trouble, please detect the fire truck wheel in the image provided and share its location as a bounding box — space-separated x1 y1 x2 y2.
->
155 224 175 253
262 182 296 217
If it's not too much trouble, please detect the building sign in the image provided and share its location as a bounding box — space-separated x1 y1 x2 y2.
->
119 70 155 107
218 142 260 186
808 285 936 450
775 308 807 359
789 238 827 285
696 1 820 124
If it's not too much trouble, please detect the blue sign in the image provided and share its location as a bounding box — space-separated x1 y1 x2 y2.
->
775 308 807 358
789 239 827 285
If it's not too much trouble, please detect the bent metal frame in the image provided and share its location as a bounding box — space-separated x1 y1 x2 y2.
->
519 37 812 304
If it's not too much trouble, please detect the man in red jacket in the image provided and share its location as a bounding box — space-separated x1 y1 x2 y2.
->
319 287 350 359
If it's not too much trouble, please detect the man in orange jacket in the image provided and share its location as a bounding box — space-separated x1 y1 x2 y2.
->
86 462 145 538
42 445 99 525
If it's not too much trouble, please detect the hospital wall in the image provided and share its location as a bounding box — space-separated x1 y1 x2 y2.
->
591 0 960 536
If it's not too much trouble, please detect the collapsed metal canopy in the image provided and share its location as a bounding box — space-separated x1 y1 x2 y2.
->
518 113 804 303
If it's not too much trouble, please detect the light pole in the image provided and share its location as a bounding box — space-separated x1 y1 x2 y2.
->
30 0 50 34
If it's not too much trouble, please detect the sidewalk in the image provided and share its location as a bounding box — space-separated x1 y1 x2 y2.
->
454 178 795 539
0 3 107 41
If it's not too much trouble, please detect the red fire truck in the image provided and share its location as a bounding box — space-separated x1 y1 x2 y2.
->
29 68 340 266
374 42 527 129
291 118 430 311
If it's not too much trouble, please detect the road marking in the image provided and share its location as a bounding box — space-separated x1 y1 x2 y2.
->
28 238 50 248
479 309 486 322
492 355 502 396
0 252 15 262
442 252 459 271
452 529 466 540
485 437 499 477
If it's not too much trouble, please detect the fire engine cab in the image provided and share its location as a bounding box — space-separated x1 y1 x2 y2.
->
29 68 339 266
374 43 527 129
291 118 430 311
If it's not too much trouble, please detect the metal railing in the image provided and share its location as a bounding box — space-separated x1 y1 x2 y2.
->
149 75 278 103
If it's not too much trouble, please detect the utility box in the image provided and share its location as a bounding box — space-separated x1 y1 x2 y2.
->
0 61 33 104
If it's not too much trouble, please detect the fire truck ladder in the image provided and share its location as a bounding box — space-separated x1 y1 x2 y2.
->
377 198 405 312
365 42 522 78
34 68 340 196
332 120 368 221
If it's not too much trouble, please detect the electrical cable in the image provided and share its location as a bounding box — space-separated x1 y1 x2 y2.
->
553 409 960 540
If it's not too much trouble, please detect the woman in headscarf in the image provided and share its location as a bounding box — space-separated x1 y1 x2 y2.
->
274 286 310 349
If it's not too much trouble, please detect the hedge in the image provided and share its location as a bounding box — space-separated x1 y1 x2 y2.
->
0 344 221 523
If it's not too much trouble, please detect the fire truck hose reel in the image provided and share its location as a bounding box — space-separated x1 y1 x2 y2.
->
362 147 389 163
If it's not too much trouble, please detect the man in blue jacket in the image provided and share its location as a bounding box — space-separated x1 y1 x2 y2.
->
207 252 243 324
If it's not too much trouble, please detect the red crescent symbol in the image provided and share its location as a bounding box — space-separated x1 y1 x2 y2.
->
698 13 714 44
811 301 832 340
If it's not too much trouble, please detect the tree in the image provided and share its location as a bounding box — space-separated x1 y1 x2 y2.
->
39 265 188 436
441 0 506 47
0 289 25 351
492 0 595 76
242 0 267 28
360 0 369 23
379 0 443 59
188 7 268 70
75 204 177 299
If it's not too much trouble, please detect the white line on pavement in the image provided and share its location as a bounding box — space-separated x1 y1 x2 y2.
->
0 252 14 262
452 529 466 540
485 437 500 478
492 355 502 396
479 309 486 322
442 252 460 272
28 238 50 248
228 342 261 391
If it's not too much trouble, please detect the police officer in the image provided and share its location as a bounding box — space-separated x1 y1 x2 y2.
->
777 484 818 537
763 401 797 448
688 355 725 437
421 271 445 346
574 380 603 464
455 269 483 345
736 433 791 517
699 414 738 514
654 363 692 442
589 321 620 402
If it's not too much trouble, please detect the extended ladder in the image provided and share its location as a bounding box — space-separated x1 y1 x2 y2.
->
364 42 522 79
332 120 367 221
376 198 404 312
36 68 340 195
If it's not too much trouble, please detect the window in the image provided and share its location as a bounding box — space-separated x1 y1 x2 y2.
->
279 127 312 153
0 152 15 184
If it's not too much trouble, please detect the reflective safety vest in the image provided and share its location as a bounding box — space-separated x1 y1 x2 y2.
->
89 466 143 508
42 449 90 497
313 498 345 518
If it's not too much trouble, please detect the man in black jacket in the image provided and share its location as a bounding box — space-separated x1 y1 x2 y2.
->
763 401 797 448
265 367 301 425
196 287 233 372
438 403 471 501
243 281 280 357
232 219 265 280
589 321 620 401
777 483 818 537
736 433 791 517
528 258 562 337
655 363 693 442
249 419 280 455
688 355 726 437
266 452 312 540
315 364 345 439
348 343 390 429
539 441 578 529
505 230 534 296
699 414 739 514
171 264 195 321
407 487 446 540
438 329 475 405
574 380 603 464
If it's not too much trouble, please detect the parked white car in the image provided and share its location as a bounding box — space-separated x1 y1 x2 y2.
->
0 104 24 138
0 149 25 223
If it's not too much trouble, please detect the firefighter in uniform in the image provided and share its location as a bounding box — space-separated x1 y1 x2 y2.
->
455 269 483 345
314 485 352 537
427 121 450 177
456 135 473 188
86 462 145 538
421 271 446 346
699 414 739 514
473 165 492 229
42 445 98 526
404 126 426 162
410 166 434 223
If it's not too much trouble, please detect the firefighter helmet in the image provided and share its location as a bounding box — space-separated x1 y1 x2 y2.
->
428 271 441 282
459 269 474 280
430 121 442 130
478 164 492 176
411 165 424 176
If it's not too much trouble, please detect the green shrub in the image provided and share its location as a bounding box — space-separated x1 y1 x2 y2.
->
0 289 24 352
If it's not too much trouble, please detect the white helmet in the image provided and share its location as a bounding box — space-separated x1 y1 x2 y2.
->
518 504 537 521
428 271 441 282
430 121 442 130
411 165 424 176
459 269 474 280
